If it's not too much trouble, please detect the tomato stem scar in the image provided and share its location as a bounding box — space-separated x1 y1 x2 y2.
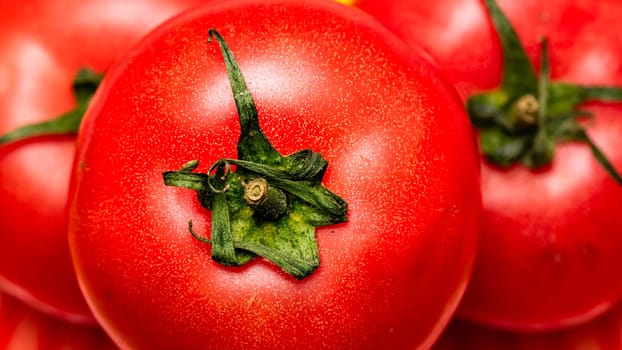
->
467 0 622 184
162 28 348 279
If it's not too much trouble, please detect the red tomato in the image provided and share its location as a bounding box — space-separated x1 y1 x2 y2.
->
353 0 622 331
0 292 117 350
432 302 622 350
68 0 481 348
0 0 211 322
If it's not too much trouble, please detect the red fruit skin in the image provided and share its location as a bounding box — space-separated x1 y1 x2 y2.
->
68 0 481 348
432 302 622 350
0 0 212 323
354 0 622 331
0 292 118 350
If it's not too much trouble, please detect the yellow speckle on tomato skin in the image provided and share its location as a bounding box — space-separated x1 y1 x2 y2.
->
334 0 356 6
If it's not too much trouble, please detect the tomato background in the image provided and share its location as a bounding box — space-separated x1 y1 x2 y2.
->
353 0 622 331
432 301 622 349
68 0 481 348
0 0 210 322
0 291 117 350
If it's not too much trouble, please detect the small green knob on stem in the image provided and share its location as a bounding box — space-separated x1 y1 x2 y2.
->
244 178 287 220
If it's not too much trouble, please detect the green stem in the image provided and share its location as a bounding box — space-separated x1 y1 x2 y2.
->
470 0 622 185
210 193 240 266
163 168 209 191
483 0 537 94
0 68 102 145
524 39 553 168
580 130 622 184
233 240 317 278
188 221 317 278
208 29 279 163
579 86 622 102
163 29 347 279
0 104 86 144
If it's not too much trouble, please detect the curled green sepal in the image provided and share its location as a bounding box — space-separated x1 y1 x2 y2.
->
0 68 103 145
163 29 348 279
467 0 622 185
187 221 318 277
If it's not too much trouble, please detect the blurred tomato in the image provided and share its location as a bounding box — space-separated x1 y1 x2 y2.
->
0 292 117 350
433 302 622 350
354 0 622 331
0 0 210 323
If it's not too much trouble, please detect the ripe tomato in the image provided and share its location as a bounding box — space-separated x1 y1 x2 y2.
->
68 0 481 348
0 292 117 350
0 0 210 322
432 302 622 350
353 0 622 331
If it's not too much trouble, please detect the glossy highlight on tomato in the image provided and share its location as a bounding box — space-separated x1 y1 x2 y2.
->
0 0 212 323
68 0 481 348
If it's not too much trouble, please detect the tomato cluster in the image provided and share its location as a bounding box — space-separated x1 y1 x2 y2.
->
0 0 222 348
1 0 620 348
352 0 622 347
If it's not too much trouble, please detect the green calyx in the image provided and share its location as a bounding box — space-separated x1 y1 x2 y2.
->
468 0 622 184
0 68 103 145
162 29 348 279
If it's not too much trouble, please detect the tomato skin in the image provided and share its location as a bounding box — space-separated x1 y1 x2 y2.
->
353 0 622 97
68 0 481 348
354 0 622 331
348 0 500 99
0 0 212 322
0 292 117 350
432 302 622 350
